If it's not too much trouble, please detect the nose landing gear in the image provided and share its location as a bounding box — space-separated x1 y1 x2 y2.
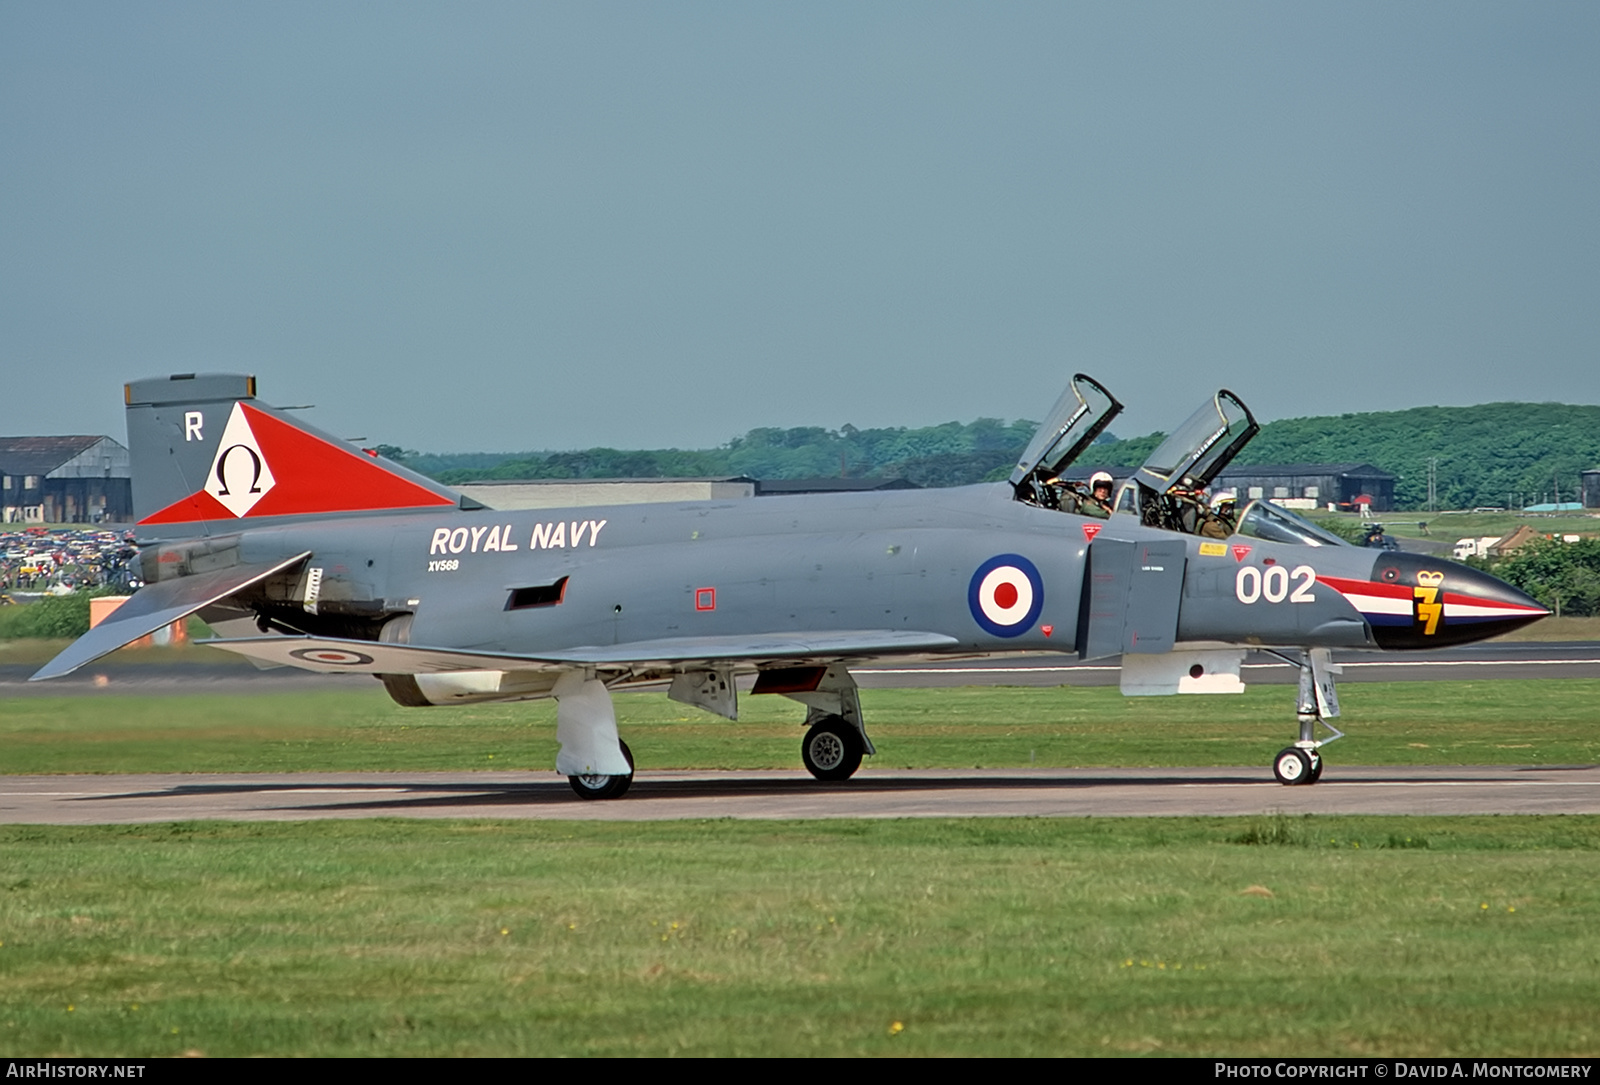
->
1268 648 1343 786
1272 744 1323 786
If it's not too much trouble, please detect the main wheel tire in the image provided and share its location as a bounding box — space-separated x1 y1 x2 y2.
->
569 740 634 800
1308 751 1324 783
1273 746 1313 786
801 717 864 781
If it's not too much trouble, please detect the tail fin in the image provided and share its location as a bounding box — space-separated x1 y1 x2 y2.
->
126 373 465 537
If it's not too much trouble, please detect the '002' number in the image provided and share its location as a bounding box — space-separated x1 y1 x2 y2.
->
1235 564 1316 604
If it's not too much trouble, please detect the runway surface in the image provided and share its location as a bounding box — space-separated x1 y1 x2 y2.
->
6 641 1595 825
4 765 1597 824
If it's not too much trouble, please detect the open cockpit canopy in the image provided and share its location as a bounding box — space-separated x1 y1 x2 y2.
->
1113 390 1260 535
1133 389 1257 493
1010 374 1122 510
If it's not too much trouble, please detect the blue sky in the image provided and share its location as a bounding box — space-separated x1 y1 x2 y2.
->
3 2 1596 453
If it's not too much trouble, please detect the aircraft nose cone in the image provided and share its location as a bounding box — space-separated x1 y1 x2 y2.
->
1364 552 1548 649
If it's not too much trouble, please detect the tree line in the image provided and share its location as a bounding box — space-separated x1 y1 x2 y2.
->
384 417 1042 490
383 401 1600 512
1471 538 1600 618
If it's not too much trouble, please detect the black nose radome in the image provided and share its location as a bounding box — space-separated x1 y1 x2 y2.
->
1359 553 1548 649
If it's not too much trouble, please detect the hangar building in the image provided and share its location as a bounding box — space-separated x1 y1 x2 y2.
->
1063 462 1397 512
1213 463 1396 512
0 436 132 524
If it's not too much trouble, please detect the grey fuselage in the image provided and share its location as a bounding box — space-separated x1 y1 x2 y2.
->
183 482 1493 661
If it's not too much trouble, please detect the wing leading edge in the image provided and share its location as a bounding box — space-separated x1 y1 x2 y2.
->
29 551 314 681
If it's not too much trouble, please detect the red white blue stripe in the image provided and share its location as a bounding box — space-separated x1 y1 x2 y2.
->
1316 576 1547 628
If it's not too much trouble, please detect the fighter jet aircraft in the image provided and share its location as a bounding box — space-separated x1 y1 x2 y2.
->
33 373 1548 796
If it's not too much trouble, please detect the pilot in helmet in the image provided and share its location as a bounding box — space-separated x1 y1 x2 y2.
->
1201 489 1238 538
1087 471 1115 513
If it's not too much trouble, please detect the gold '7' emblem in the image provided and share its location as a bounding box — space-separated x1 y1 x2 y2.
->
1413 570 1444 635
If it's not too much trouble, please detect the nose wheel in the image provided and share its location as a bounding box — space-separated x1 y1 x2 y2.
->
1272 745 1323 786
1266 647 1342 786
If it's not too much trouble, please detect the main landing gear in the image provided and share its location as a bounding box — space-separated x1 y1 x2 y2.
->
553 670 635 801
801 717 864 781
570 740 634 800
752 664 875 782
1268 648 1344 786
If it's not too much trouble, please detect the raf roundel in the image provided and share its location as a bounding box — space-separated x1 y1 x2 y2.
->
288 647 375 666
968 554 1044 638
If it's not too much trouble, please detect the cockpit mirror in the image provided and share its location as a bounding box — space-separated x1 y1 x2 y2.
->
1009 374 1123 498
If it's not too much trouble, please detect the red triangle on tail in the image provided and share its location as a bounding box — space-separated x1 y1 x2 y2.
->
140 403 455 525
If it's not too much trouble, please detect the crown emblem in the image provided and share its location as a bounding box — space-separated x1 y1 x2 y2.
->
1416 570 1444 588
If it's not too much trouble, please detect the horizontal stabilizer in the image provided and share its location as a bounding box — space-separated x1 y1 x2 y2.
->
203 629 961 675
30 551 312 681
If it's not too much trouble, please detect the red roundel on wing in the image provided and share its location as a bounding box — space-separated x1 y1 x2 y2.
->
993 582 1019 609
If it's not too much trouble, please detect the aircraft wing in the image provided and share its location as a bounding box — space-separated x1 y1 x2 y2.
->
544 630 962 666
29 551 313 681
202 629 962 675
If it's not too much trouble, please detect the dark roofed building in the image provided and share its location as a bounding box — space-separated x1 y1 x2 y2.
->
1215 463 1396 512
1062 462 1396 511
0 436 132 523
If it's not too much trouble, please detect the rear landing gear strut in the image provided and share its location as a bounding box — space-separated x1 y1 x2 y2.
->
787 666 874 782
570 740 634 800
553 670 635 800
1267 648 1344 786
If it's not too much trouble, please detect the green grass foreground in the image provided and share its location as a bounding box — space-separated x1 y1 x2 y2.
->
3 680 1599 775
0 817 1596 1056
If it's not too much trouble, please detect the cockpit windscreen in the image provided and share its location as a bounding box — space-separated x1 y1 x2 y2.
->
1236 501 1349 547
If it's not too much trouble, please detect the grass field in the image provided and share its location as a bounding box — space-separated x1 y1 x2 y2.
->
1 817 1597 1057
1488 615 1600 641
4 663 1599 1056
4 679 1600 775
